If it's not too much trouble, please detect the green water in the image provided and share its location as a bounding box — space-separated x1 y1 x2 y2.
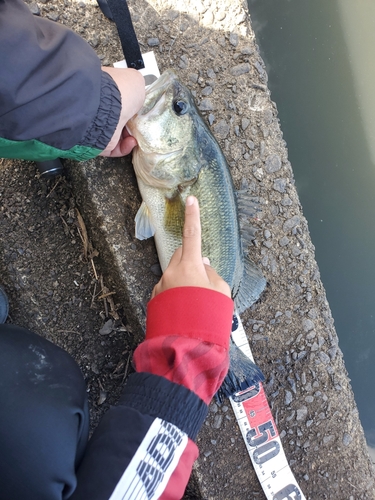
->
248 0 375 446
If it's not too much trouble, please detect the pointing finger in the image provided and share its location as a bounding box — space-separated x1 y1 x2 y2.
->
181 196 202 263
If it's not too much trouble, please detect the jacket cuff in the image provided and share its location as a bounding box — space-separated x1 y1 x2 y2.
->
146 287 234 351
79 70 121 151
120 373 208 441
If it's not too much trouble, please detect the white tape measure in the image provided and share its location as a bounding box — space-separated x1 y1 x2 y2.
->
230 312 306 500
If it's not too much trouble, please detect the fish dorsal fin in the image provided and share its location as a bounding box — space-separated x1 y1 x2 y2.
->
135 201 155 240
234 254 267 314
235 179 267 313
237 179 261 245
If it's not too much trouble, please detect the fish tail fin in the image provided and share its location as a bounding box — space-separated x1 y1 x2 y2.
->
216 338 264 403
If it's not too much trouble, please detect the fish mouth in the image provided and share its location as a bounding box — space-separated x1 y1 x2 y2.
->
138 70 177 116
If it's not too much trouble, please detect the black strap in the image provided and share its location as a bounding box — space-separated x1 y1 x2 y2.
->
104 0 145 70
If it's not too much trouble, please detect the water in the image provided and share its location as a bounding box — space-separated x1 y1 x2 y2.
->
248 0 375 446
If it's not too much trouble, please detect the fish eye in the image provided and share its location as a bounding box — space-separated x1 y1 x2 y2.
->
173 100 188 116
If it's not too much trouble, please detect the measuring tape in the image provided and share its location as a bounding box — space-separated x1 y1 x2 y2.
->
230 312 306 500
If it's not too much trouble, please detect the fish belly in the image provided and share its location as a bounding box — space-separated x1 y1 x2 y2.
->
137 179 183 272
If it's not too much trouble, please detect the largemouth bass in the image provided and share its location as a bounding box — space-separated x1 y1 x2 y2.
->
127 70 267 397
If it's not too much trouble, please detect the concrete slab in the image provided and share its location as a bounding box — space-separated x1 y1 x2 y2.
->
2 0 375 497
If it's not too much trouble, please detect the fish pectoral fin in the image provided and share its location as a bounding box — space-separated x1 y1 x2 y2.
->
135 201 156 240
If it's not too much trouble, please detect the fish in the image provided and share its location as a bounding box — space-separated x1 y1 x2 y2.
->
127 70 267 399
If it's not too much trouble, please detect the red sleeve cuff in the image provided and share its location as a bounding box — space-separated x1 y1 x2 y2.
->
146 287 234 351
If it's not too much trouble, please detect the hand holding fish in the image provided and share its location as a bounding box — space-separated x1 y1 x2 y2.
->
151 196 231 299
100 67 145 157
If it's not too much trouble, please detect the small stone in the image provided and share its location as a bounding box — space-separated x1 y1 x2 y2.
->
150 263 162 276
230 63 250 76
47 13 59 21
204 450 212 457
308 308 318 319
199 98 214 111
306 330 316 340
281 196 293 206
283 216 300 233
306 420 313 427
217 36 226 47
328 346 338 359
189 73 199 83
148 37 160 47
213 414 223 429
241 118 250 131
202 10 214 24
246 140 255 150
236 11 247 24
287 410 295 421
208 114 215 125
99 319 114 335
211 440 217 445
264 229 271 239
202 86 213 96
265 154 282 173
296 406 308 421
323 435 334 445
213 119 230 139
305 395 314 403
279 236 289 247
273 178 287 193
241 46 253 55
179 55 189 69
319 352 331 364
292 245 301 256
263 109 273 125
210 403 218 413
29 2 40 15
229 33 239 47
285 390 293 405
216 10 226 21
342 433 352 446
253 168 264 181
302 319 315 332
98 390 107 405
167 10 179 20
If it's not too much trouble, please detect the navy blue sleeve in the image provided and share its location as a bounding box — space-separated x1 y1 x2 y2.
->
0 0 120 153
71 374 207 500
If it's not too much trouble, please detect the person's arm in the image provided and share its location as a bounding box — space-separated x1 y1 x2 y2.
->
71 197 234 500
0 0 144 162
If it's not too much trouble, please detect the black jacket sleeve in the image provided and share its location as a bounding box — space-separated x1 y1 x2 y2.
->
0 0 121 158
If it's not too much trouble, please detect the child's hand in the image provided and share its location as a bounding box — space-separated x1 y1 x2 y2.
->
151 196 231 299
100 67 145 157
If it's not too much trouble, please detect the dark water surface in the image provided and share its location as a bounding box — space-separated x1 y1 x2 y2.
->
248 0 375 446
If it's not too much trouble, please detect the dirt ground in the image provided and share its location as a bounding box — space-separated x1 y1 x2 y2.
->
0 159 137 430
